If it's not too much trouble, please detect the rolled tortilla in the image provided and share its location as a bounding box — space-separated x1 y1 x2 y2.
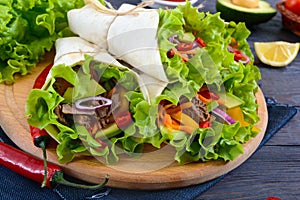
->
107 4 169 84
43 37 107 87
67 3 169 99
67 4 115 50
137 72 168 100
47 37 150 102
54 37 118 67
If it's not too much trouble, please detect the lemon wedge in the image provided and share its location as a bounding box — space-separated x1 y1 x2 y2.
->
254 41 299 67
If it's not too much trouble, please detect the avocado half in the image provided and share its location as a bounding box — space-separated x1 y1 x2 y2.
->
216 0 277 25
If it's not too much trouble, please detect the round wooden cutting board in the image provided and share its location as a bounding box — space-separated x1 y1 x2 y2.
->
0 52 268 190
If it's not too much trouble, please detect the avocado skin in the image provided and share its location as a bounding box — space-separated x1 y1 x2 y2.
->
216 0 277 25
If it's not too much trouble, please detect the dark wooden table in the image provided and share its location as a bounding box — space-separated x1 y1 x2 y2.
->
195 0 300 199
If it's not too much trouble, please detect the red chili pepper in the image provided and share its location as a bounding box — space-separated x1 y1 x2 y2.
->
29 63 54 187
115 110 133 129
30 127 50 147
199 121 211 128
0 142 109 189
194 37 206 48
29 126 51 187
176 42 194 51
33 63 53 89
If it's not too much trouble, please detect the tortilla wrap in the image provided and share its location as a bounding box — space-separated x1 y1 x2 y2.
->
107 4 168 83
67 4 115 50
50 37 150 102
66 3 168 98
54 37 118 67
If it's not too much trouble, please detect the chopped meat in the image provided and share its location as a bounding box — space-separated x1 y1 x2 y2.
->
96 107 109 118
62 104 95 115
181 96 210 123
52 78 72 96
54 102 113 135
54 105 70 126
73 115 101 135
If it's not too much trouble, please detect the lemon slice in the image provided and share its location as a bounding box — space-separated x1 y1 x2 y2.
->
254 41 299 67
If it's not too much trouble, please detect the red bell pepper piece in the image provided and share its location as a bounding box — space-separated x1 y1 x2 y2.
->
199 90 220 101
115 110 133 129
194 37 206 48
199 121 211 128
233 49 244 61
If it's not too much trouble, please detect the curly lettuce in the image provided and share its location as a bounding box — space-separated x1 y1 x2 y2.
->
26 55 146 164
0 0 85 83
26 2 261 165
132 2 261 164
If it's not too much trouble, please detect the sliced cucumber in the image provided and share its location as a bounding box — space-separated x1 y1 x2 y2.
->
219 92 244 109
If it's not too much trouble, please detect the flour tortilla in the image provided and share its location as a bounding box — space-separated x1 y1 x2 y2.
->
67 4 115 50
66 3 168 99
54 37 117 67
47 37 150 102
107 4 168 84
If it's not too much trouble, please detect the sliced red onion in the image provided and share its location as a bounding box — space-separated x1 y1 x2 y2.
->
240 55 250 64
168 35 180 44
192 41 200 49
227 45 250 64
227 45 234 53
75 96 112 111
212 107 236 125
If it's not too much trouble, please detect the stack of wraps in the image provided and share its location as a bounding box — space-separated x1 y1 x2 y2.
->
26 1 261 166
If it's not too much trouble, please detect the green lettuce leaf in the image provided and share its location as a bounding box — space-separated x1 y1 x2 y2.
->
26 55 146 164
154 2 261 164
0 0 85 83
26 2 262 165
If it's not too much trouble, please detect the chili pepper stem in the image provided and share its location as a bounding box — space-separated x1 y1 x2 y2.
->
53 172 110 189
40 141 48 188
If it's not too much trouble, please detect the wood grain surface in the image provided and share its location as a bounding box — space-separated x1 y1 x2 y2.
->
0 51 267 190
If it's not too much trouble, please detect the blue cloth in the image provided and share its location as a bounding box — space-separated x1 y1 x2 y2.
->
0 101 297 200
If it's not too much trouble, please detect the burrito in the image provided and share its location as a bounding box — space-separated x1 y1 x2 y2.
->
26 2 262 165
67 2 169 99
52 37 150 101
67 4 115 50
26 37 152 164
144 2 262 164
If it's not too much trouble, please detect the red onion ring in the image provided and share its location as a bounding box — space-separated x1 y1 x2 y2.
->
74 96 112 111
212 107 236 125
